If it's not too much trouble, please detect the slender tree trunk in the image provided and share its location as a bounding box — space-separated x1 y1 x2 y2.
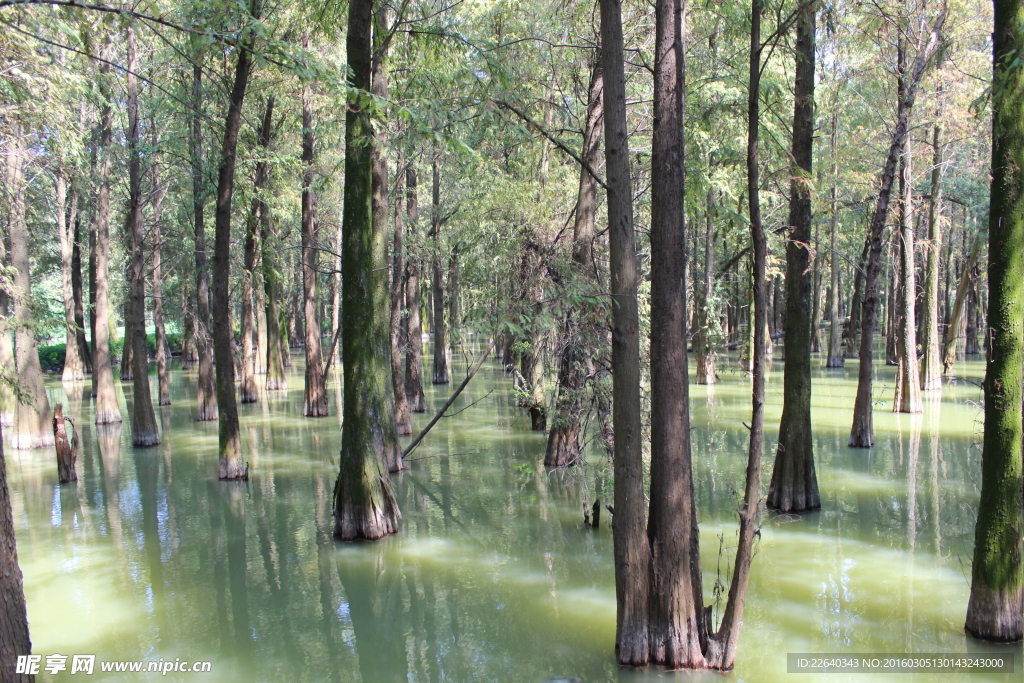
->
126 26 160 447
333 0 401 539
53 404 77 483
430 158 450 384
920 121 944 390
212 8 258 480
404 166 426 412
151 125 171 407
648 0 704 667
850 9 946 447
894 104 923 413
769 2 819 512
546 55 603 466
600 0 650 664
390 151 412 437
0 146 11 428
241 98 275 404
0 423 32 682
262 211 287 390
57 171 86 382
8 128 54 448
120 296 133 382
943 231 981 375
192 60 218 422
965 0 1024 641
93 58 121 425
966 281 981 355
843 237 868 358
89 190 98 393
302 44 328 418
695 188 717 385
826 111 845 367
72 208 91 374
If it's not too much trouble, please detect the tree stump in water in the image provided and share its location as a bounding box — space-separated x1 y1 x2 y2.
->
53 403 77 483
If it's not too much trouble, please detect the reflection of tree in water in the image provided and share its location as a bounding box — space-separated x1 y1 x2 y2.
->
337 549 409 683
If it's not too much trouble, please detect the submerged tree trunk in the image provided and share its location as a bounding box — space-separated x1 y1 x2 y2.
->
151 125 171 407
192 60 218 422
241 97 275 405
53 404 77 483
893 107 923 414
211 11 257 480
333 0 401 540
126 27 160 448
93 59 122 425
0 423 32 682
545 55 603 467
404 166 426 412
826 111 844 368
599 0 650 664
769 3 819 512
9 127 54 448
920 121 944 390
430 158 450 384
850 11 945 447
964 0 1024 641
57 172 86 382
390 152 412 437
943 232 981 375
647 0 704 666
302 49 328 418
262 209 288 391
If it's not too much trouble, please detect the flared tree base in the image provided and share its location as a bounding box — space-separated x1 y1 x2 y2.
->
219 457 249 480
132 430 161 448
544 422 580 468
95 408 123 426
965 582 1023 643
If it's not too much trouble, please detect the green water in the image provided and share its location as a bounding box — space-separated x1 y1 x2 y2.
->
5 345 1021 682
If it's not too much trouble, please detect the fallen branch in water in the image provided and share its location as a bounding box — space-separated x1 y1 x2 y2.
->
402 340 495 459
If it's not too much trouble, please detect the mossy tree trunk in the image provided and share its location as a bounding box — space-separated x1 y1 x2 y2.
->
920 120 944 390
893 94 923 414
332 0 401 539
72 207 91 375
404 166 426 412
126 26 160 448
192 59 218 422
769 3 819 512
212 6 258 480
390 151 412 437
430 158 450 385
0 424 32 682
964 0 1024 641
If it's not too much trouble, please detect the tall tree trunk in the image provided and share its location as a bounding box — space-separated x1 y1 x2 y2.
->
8 128 54 448
302 43 328 418
599 0 650 664
965 0 1024 641
390 151 412 437
843 237 868 358
212 7 258 480
192 59 218 422
695 188 717 385
57 171 86 382
333 0 401 540
943 231 981 375
0 146 11 428
241 97 275 404
849 9 946 447
966 281 981 354
404 166 426 412
826 110 845 367
262 211 287 390
769 2 819 512
920 121 944 390
120 297 133 381
648 0 704 667
893 100 923 414
126 26 160 447
89 187 98 392
0 424 32 682
72 208 91 374
545 55 603 466
430 158 450 384
151 124 171 407
93 57 122 425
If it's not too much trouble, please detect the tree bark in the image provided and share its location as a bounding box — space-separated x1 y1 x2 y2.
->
546 55 603 467
151 124 170 407
920 121 944 390
53 404 77 483
695 188 717 385
404 166 426 412
9 125 54 449
599 0 650 664
93 57 122 425
430 158 450 384
965 0 1024 641
302 40 328 417
242 97 275 405
120 296 133 382
212 6 258 480
126 26 160 447
0 145 11 429
57 171 86 382
390 151 412 437
332 0 401 539
943 231 981 375
769 2 819 512
849 9 945 447
72 207 91 374
826 110 844 368
893 97 922 414
0 423 32 682
192 59 218 422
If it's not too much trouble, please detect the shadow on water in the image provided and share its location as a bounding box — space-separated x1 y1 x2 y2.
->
4 349 1020 681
